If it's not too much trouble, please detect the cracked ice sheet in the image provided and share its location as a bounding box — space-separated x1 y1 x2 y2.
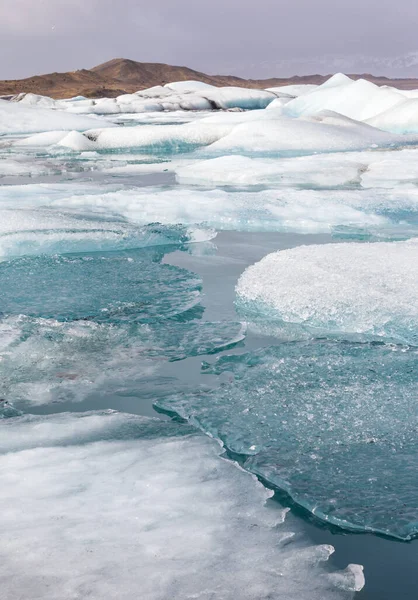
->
0 411 363 600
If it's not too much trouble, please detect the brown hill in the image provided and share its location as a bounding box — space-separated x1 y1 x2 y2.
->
1 58 418 99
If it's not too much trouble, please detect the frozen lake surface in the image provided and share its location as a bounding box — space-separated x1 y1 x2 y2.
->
1 75 418 599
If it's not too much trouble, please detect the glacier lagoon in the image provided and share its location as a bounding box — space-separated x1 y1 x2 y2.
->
1 74 418 599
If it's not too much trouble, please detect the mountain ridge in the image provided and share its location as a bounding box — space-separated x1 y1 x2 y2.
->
2 58 418 99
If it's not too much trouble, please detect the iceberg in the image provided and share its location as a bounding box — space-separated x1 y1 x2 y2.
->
366 97 418 133
0 411 363 599
156 342 418 540
283 76 406 122
236 239 418 344
204 114 403 155
58 122 233 152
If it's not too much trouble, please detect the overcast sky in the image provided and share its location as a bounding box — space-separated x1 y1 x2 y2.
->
2 0 418 79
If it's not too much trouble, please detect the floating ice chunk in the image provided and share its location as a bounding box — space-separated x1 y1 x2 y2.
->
175 154 365 187
156 341 418 540
366 98 418 133
13 130 71 147
198 87 276 110
0 99 115 134
58 84 275 115
58 122 233 152
0 411 361 599
10 92 60 109
284 77 406 121
205 115 401 155
57 129 98 151
236 239 418 344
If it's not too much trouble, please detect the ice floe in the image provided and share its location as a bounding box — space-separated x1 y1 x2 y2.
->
156 342 418 540
236 239 418 344
0 411 363 599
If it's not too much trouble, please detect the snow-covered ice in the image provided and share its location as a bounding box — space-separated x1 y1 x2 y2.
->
4 70 418 594
0 411 363 600
236 239 418 344
0 99 114 134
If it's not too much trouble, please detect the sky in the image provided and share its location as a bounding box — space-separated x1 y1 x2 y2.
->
2 0 418 80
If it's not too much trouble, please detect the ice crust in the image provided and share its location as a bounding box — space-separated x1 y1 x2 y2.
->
0 411 363 599
156 342 418 540
236 239 418 344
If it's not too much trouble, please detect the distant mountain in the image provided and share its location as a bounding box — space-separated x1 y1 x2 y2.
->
1 58 418 99
238 52 418 80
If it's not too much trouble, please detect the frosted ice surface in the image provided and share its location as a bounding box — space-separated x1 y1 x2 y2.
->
0 99 114 134
0 250 202 322
236 239 418 344
0 316 245 406
156 342 418 539
0 411 362 599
